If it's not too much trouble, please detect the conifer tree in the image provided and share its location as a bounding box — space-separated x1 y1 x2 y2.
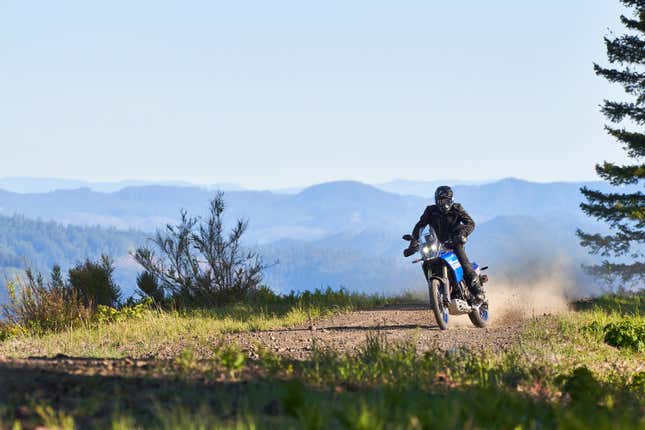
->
578 0 645 285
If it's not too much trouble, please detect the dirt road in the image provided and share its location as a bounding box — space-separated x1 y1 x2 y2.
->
0 303 531 377
0 304 526 377
227 304 526 360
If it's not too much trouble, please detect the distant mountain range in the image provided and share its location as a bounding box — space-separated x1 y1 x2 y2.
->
0 177 626 298
0 177 244 194
374 179 494 197
0 178 618 237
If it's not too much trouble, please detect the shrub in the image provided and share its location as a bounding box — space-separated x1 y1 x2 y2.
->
68 255 121 308
136 271 164 303
603 319 645 352
1 267 91 334
0 323 27 341
133 193 267 307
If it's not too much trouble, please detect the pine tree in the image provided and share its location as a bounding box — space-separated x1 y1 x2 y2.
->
578 0 645 285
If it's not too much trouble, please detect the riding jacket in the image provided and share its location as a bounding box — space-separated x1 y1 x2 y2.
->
411 203 475 243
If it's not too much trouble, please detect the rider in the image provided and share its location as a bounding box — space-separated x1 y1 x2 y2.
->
408 185 485 301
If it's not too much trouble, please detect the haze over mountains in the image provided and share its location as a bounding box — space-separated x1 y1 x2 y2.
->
0 177 622 298
0 177 244 194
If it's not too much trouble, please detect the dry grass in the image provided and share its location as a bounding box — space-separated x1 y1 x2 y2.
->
0 305 319 359
1 276 91 337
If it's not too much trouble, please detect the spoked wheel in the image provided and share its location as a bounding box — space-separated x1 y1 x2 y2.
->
429 278 449 330
468 301 489 328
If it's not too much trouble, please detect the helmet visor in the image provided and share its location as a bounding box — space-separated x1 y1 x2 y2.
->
436 197 453 212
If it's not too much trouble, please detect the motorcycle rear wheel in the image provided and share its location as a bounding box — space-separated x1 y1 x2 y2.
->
429 279 449 330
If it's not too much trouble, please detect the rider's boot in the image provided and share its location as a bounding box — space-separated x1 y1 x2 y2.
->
469 278 486 305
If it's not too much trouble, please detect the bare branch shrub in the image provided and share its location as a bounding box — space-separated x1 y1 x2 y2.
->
133 192 267 306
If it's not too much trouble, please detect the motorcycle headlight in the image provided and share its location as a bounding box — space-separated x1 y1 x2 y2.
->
421 243 438 256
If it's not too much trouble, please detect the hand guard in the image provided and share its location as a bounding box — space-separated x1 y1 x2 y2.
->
403 238 419 257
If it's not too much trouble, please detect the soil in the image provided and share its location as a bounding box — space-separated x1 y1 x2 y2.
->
0 303 527 378
225 303 525 360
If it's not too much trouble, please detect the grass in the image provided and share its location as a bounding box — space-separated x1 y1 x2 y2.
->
0 288 404 358
0 305 310 358
0 290 643 429
572 290 643 315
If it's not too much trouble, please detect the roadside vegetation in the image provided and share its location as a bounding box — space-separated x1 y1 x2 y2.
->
0 193 293 342
0 287 399 358
0 289 643 429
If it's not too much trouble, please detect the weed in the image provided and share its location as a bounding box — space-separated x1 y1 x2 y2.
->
110 415 138 430
336 400 385 430
213 342 246 378
603 319 645 352
360 331 388 363
154 405 258 430
175 348 198 373
34 405 75 430
94 299 152 324
255 343 284 376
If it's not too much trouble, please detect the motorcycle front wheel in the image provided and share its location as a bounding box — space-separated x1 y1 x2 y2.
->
429 279 449 330
468 301 489 328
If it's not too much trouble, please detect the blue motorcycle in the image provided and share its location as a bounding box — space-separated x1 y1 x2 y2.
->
403 227 489 330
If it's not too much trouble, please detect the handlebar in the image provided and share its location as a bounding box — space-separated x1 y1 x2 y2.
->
403 246 417 258
403 236 454 259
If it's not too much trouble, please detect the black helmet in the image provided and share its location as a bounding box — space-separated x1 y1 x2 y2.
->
434 186 453 213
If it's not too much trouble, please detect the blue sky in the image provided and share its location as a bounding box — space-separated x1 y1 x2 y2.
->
0 1 631 189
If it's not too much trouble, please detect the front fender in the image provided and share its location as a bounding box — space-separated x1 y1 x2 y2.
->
427 274 451 299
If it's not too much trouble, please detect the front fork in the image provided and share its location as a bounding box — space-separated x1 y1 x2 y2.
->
441 266 451 305
425 264 451 306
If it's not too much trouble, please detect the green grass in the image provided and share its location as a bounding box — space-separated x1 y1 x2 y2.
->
0 290 644 429
0 288 404 358
572 289 644 315
1 332 643 429
0 305 310 358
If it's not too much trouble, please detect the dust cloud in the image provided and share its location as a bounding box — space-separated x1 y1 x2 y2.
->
400 255 604 326
487 278 571 325
485 256 601 325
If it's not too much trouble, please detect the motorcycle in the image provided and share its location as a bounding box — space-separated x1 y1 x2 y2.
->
403 227 489 330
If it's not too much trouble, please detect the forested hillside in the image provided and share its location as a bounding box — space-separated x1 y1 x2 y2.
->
0 215 144 296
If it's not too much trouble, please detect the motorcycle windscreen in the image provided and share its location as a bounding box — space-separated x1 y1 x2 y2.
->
440 251 464 284
421 226 439 246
